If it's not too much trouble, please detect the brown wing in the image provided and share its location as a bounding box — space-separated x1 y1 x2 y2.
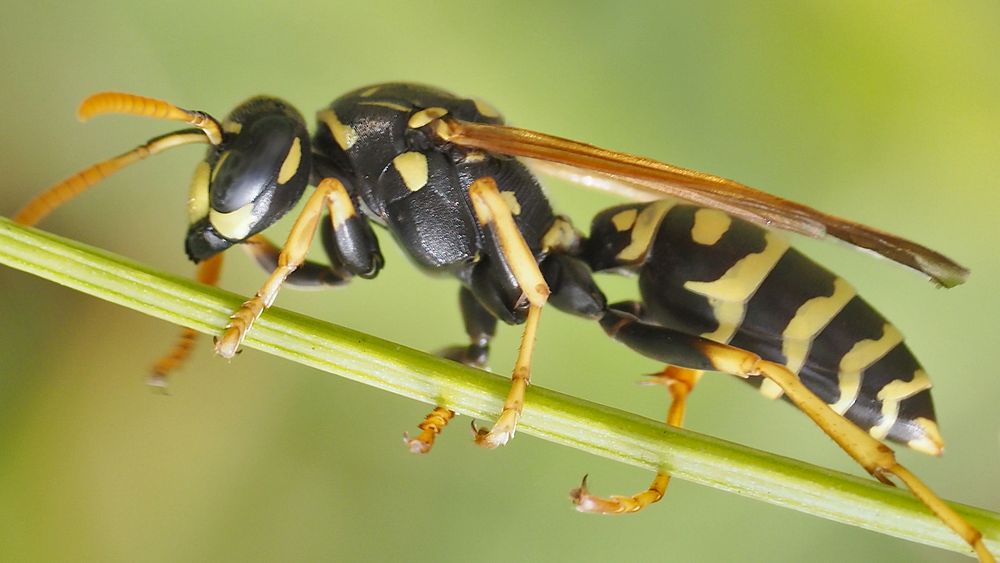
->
436 118 968 288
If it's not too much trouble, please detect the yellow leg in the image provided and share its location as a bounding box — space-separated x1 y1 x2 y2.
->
572 367 702 513
698 340 994 563
214 177 357 358
404 406 456 454
148 253 224 389
464 177 550 449
473 303 543 448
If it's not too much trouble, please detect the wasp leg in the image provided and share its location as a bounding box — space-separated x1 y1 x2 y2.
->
215 177 369 358
465 177 550 449
14 131 207 226
406 288 498 454
147 252 225 389
438 286 497 368
602 304 994 562
242 231 354 288
404 406 456 454
571 366 702 513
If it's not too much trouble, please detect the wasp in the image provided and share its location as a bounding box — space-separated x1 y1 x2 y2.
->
11 83 993 562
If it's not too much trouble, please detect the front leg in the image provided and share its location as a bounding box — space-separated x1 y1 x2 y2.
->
215 177 378 358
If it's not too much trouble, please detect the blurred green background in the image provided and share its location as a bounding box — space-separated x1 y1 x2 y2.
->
1 2 998 562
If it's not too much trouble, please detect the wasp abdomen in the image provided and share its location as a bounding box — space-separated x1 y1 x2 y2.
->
586 201 941 453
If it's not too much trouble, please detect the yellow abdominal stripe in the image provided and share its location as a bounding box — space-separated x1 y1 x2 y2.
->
684 232 789 343
829 323 903 415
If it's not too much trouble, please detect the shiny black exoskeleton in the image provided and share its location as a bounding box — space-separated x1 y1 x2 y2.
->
185 83 604 366
182 82 937 450
308 83 603 328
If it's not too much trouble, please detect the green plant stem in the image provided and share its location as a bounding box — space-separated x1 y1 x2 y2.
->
1 216 997 558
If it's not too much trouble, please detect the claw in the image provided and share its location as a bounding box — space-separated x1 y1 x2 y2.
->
636 372 675 389
474 427 512 449
569 474 616 513
569 473 665 514
405 406 454 454
214 326 242 359
403 432 432 454
569 474 590 504
146 373 170 395
437 344 488 368
471 411 517 449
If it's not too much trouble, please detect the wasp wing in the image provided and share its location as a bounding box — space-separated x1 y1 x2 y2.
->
440 119 968 288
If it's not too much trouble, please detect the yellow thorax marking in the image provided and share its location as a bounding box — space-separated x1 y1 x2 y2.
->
318 109 358 151
393 152 429 191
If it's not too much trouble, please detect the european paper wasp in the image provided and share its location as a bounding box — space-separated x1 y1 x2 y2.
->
10 83 992 561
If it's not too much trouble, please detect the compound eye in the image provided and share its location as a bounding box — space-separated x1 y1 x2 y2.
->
211 114 303 212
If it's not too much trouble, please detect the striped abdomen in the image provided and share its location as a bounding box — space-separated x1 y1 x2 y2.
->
584 200 941 454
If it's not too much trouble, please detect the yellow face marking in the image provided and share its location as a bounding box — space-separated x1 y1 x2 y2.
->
210 201 257 240
542 217 578 253
359 85 381 97
690 208 732 245
358 100 411 112
868 369 932 440
317 109 358 151
758 379 784 400
222 120 242 134
611 208 638 232
187 161 211 223
210 151 230 183
276 137 302 185
500 191 522 215
473 98 501 118
616 200 676 263
829 323 904 414
408 107 449 129
781 277 856 374
907 417 944 456
393 151 429 191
